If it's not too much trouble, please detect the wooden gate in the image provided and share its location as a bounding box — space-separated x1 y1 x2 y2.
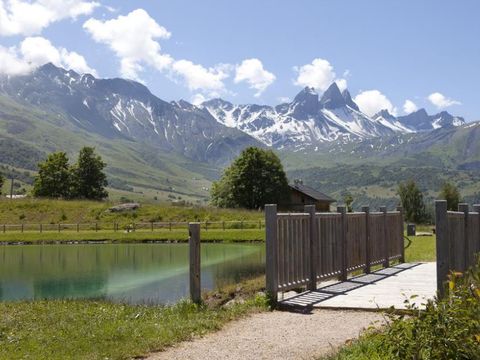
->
265 204 404 302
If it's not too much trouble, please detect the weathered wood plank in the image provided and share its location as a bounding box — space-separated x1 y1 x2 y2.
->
189 222 201 304
265 204 278 302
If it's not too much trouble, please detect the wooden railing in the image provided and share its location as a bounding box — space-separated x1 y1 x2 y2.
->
435 201 480 296
266 204 404 301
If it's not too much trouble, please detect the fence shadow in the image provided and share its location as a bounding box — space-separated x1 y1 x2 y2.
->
279 262 421 311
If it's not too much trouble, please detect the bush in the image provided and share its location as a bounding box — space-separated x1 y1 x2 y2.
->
330 260 480 360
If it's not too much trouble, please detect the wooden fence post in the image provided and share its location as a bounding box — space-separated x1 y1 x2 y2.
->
40 224 42 233
397 206 405 263
338 206 347 281
458 203 469 271
305 205 317 291
21 224 24 233
265 204 278 305
474 204 480 255
362 206 371 273
380 206 389 268
222 221 225 231
189 222 201 304
169 222 172 231
435 200 448 297
3 224 5 233
58 224 61 233
77 223 79 232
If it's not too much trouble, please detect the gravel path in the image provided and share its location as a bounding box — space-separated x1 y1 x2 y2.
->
147 309 385 360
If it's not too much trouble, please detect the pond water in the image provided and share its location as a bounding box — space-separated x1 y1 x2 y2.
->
0 243 265 304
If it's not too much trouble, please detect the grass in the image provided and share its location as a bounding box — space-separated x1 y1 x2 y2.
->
404 234 435 262
0 198 263 225
0 229 265 244
0 294 268 360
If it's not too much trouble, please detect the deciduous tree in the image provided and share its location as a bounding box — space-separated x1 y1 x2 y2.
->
439 182 461 211
397 180 427 223
211 147 289 209
71 147 108 200
32 152 72 198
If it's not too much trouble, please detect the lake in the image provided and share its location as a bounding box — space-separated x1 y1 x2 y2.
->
0 243 265 304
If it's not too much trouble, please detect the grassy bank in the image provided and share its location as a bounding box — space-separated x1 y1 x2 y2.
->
0 198 263 225
0 277 268 360
0 228 264 244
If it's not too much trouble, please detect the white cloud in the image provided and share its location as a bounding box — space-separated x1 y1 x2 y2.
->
170 60 230 95
83 8 173 80
191 93 206 106
0 36 96 76
0 0 99 36
354 90 397 117
403 99 418 114
427 92 461 109
234 58 275 97
277 96 290 103
293 58 336 92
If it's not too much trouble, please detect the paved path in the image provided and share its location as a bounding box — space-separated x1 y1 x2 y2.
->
282 262 436 310
148 309 384 360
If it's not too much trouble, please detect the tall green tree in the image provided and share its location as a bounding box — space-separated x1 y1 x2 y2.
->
211 147 289 209
397 180 427 223
71 147 108 200
32 152 72 198
439 182 461 211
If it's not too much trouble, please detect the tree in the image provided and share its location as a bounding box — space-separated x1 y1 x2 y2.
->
397 180 427 223
32 152 72 198
211 147 289 209
71 147 108 200
439 182 461 211
343 192 354 212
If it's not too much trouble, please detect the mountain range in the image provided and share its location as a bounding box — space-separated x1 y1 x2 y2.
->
0 63 478 206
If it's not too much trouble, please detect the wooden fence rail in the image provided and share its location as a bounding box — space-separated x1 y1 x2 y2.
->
266 204 404 303
0 220 265 233
435 201 480 296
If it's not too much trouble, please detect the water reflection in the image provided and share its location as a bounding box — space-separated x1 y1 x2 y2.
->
0 243 265 304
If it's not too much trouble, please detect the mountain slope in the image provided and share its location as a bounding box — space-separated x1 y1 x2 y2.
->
203 82 465 150
0 63 261 165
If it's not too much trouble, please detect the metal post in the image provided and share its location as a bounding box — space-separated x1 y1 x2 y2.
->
397 206 405 263
305 205 317 291
338 206 347 281
189 222 201 304
435 200 448 297
380 206 389 268
362 206 371 273
458 203 469 271
265 204 278 305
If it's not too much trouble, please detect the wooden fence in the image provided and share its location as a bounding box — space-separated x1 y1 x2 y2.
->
435 201 480 296
0 220 264 233
266 204 404 302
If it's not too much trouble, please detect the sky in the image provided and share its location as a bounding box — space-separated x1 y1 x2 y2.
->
0 0 479 120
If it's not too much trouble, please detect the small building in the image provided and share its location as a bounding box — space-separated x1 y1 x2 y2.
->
284 181 335 212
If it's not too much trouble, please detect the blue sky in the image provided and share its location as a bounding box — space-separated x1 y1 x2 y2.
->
0 0 478 120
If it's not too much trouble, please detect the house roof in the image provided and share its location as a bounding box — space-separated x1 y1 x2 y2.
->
289 183 336 203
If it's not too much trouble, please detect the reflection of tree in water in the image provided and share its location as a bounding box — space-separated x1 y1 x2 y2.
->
33 275 108 300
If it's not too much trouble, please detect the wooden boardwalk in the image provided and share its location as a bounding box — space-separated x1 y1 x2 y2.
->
280 262 436 310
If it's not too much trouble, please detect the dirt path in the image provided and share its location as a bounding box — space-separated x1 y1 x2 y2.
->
147 309 384 360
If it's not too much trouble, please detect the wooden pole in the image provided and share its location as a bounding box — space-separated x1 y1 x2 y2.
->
265 204 278 305
435 200 448 297
397 206 405 263
189 222 201 304
305 205 317 291
362 206 371 273
380 206 389 268
474 204 480 255
338 206 347 281
458 203 469 271
9 176 14 199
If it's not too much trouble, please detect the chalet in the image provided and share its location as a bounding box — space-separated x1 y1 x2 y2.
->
284 181 335 212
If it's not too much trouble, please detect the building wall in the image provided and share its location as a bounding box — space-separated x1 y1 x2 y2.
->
281 189 332 212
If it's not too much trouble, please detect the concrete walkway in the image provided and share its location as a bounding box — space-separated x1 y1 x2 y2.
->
281 262 436 310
